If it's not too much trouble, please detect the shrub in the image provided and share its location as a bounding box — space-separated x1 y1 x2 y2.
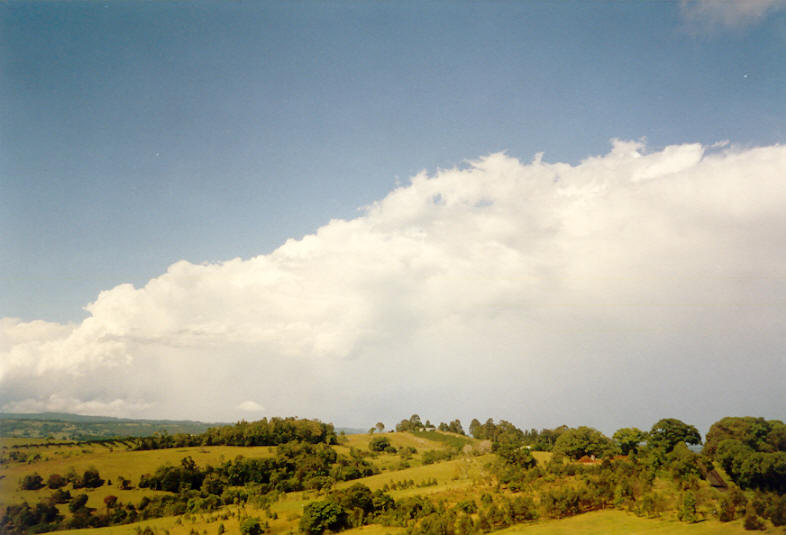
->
510 496 538 522
240 517 263 535
300 501 346 535
768 495 786 526
82 468 105 488
50 488 72 504
678 491 697 523
369 436 393 453
743 512 766 531
46 473 66 489
68 493 89 513
21 473 45 490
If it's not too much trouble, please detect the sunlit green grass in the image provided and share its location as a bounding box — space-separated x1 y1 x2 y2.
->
0 445 276 509
497 510 754 535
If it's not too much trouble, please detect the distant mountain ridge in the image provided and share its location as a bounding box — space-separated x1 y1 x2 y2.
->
0 412 226 440
0 412 215 424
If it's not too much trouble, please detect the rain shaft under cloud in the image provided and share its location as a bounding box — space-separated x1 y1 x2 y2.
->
2 140 785 432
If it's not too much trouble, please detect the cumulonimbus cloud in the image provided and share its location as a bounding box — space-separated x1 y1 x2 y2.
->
2 140 785 430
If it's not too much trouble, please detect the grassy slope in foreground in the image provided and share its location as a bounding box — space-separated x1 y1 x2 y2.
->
41 509 756 535
496 510 753 535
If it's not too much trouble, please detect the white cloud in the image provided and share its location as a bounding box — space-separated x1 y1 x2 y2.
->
2 140 785 432
680 0 786 31
237 400 265 412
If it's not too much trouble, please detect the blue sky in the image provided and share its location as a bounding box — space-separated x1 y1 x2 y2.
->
1 1 785 430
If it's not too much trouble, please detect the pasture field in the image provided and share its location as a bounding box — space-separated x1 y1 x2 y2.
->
338 432 469 453
1 444 276 511
0 432 461 514
4 430 782 535
333 454 494 493
497 510 756 535
337 432 472 471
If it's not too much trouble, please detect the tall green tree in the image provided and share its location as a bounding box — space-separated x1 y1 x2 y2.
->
552 427 615 459
613 427 647 455
648 418 701 453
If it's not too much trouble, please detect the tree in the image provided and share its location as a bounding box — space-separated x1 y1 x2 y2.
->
448 419 465 435
201 472 226 496
104 495 118 511
375 422 385 433
613 428 647 455
68 493 89 513
495 442 536 469
678 491 697 523
240 517 263 535
649 418 701 453
368 436 393 452
469 419 482 439
409 414 423 430
46 473 66 489
300 500 346 534
20 473 44 490
81 468 104 488
552 427 615 460
704 417 786 456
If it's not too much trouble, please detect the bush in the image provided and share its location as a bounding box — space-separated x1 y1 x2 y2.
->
300 501 346 535
768 494 786 526
421 449 453 465
82 468 105 488
510 496 538 522
68 494 89 513
369 436 393 452
21 473 45 490
50 488 72 504
46 473 66 489
744 512 766 531
453 500 477 514
240 517 263 535
677 491 697 523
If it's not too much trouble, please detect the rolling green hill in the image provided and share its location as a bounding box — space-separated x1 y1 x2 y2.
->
1 415 784 535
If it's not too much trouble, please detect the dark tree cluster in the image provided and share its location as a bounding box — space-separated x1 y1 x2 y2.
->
395 415 425 432
134 417 337 450
437 420 466 435
300 483 395 534
0 502 61 535
702 417 786 493
368 436 395 453
551 427 616 460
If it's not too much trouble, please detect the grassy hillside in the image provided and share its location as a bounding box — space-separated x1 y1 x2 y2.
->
0 443 278 510
3 421 784 535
